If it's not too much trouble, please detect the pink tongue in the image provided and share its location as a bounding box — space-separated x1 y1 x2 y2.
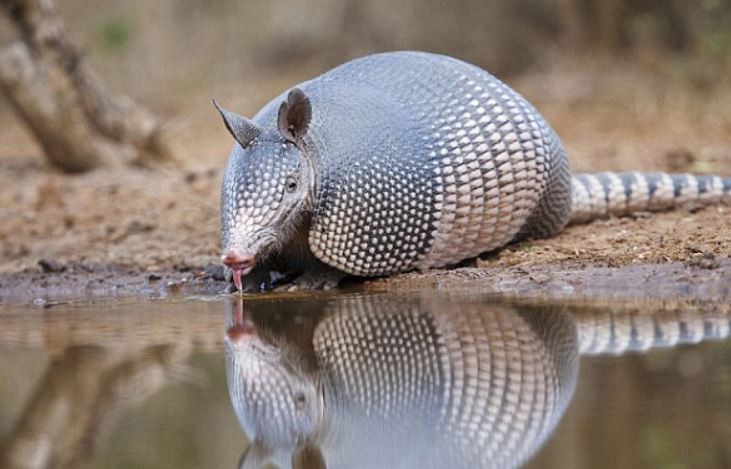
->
233 268 243 292
226 299 256 341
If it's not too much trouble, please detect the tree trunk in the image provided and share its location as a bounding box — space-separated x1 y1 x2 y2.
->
0 0 177 172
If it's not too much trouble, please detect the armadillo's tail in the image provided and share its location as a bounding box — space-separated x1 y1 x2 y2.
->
577 306 730 356
569 171 731 224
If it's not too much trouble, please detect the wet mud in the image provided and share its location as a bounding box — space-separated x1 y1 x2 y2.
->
1 256 729 305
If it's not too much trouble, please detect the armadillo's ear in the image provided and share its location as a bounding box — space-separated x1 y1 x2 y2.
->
278 88 312 144
292 441 326 469
213 99 261 149
238 440 273 469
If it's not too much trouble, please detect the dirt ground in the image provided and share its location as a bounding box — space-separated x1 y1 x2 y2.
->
1 62 730 303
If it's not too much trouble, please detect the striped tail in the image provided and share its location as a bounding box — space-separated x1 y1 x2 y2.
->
570 171 731 224
577 306 730 356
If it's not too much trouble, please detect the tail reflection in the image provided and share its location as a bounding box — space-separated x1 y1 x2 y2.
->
225 296 581 469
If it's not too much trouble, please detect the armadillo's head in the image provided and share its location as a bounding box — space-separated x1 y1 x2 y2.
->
215 89 314 290
224 306 324 468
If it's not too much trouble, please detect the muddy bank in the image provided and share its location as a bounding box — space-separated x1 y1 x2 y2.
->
365 258 731 302
1 257 729 305
0 261 225 305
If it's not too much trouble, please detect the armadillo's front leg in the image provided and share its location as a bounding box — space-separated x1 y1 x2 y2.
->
274 265 347 292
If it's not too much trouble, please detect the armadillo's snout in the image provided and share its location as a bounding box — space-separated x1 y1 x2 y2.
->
222 251 256 271
222 251 256 292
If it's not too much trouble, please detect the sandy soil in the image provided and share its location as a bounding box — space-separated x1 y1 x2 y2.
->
1 63 730 303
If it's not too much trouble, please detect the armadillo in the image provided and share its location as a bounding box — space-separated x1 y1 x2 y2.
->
215 51 731 291
224 295 730 469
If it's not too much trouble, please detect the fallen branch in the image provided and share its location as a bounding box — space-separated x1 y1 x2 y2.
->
0 0 177 172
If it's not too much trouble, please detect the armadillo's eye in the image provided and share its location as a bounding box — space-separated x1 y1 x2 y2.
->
285 175 298 193
294 392 307 409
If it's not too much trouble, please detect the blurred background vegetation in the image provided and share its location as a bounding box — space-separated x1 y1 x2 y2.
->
2 0 731 175
2 0 730 115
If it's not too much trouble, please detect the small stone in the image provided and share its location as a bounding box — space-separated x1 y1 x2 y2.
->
685 253 719 270
38 259 65 273
127 219 156 233
529 273 551 284
664 147 695 172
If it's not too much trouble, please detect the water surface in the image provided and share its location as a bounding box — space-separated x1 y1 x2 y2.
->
0 293 729 469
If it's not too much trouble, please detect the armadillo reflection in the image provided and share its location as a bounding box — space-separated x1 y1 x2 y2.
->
225 296 731 469
224 298 580 469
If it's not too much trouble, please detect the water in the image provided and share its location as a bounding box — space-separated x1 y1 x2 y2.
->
0 293 729 469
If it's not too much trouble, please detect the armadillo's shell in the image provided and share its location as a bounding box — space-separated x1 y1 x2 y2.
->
255 52 572 277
